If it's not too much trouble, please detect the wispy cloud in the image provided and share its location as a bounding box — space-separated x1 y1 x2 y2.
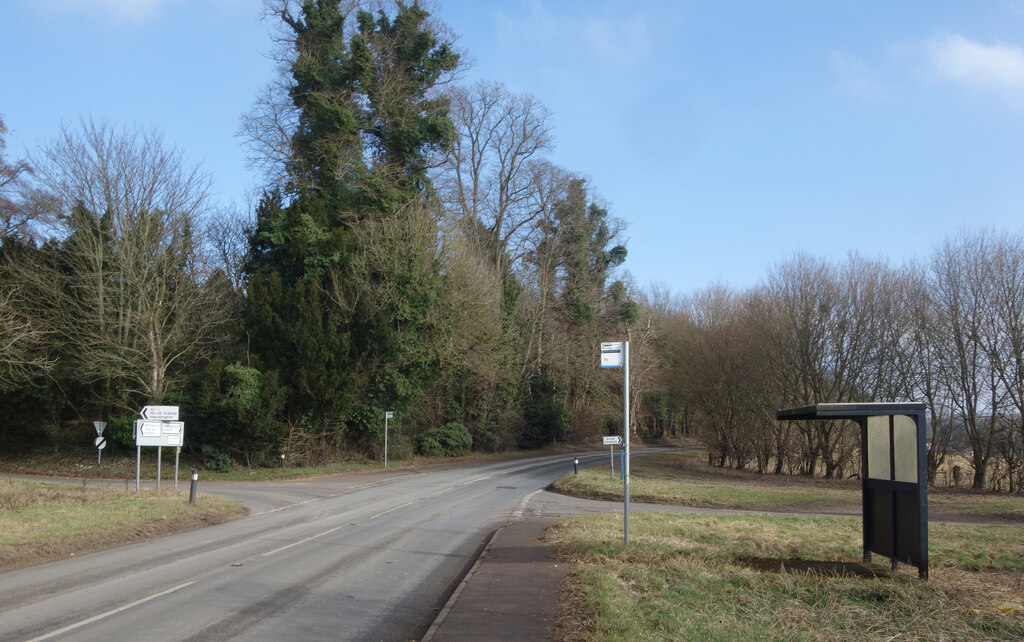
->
926 34 1024 93
584 16 651 63
493 1 652 67
830 51 885 98
35 0 181 25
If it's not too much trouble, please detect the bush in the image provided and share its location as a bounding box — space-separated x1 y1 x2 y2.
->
201 444 235 473
414 422 473 457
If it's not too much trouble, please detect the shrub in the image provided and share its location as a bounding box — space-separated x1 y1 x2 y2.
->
414 422 473 457
201 444 235 473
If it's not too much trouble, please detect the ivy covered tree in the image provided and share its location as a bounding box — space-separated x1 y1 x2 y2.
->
244 0 459 457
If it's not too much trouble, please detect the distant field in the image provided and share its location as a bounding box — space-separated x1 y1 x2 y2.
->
554 450 1024 522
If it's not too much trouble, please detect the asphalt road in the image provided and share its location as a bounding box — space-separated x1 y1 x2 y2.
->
0 450 665 641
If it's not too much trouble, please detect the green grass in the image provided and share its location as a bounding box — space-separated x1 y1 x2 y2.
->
0 477 243 571
550 512 1024 641
555 451 1024 521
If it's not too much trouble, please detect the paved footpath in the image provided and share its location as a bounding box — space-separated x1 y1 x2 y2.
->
421 491 783 641
423 517 568 641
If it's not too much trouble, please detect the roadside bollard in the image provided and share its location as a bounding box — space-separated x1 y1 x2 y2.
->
280 453 285 469
574 457 579 475
189 469 198 505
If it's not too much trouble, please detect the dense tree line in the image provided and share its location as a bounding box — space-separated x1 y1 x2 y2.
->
0 1 636 468
3 2 1021 494
648 233 1024 492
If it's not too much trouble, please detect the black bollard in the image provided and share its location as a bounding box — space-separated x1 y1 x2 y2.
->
189 469 198 505
574 457 579 475
280 453 285 469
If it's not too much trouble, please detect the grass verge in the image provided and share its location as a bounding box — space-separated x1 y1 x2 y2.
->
548 512 1024 641
554 451 1024 521
0 477 243 572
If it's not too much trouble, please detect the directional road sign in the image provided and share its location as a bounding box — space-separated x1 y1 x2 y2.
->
135 419 186 447
603 436 623 445
140 405 179 421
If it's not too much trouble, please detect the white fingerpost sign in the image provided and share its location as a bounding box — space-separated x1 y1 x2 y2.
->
140 405 179 421
600 340 630 544
603 435 622 479
134 406 185 493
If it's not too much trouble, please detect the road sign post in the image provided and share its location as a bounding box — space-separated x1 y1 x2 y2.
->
603 436 622 478
134 407 183 493
384 411 394 468
600 341 630 545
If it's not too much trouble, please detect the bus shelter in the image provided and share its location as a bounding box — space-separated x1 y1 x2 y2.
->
776 402 929 579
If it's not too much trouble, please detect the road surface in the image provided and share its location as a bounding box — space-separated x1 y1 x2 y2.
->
1 450 663 641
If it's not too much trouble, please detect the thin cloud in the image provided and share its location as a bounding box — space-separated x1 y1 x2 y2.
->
927 34 1024 92
584 16 652 63
34 0 180 24
830 50 885 98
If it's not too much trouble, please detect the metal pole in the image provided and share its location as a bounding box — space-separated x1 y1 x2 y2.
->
174 447 180 489
136 445 141 494
384 416 389 469
157 446 162 491
610 445 614 478
623 341 630 546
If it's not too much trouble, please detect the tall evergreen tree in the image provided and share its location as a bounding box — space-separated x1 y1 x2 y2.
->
245 0 459 454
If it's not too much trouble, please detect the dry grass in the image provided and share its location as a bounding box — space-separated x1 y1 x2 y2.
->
0 478 243 572
555 451 1024 522
548 512 1024 641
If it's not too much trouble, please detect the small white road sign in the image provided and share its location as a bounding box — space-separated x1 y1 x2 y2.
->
95 436 107 450
603 436 623 445
94 421 107 436
600 342 624 368
140 405 179 421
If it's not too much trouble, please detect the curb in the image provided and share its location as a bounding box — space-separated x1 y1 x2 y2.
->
421 526 504 642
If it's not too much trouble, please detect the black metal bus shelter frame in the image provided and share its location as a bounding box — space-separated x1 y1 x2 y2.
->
776 402 929 579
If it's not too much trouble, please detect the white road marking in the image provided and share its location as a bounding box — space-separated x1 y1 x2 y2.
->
26 581 196 642
259 525 345 557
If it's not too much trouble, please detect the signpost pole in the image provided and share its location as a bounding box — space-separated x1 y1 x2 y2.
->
174 447 180 489
157 446 162 491
385 415 389 469
136 445 141 494
623 341 631 546
610 444 614 478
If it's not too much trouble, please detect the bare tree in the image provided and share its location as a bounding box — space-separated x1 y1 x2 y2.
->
24 119 231 407
928 231 1003 489
437 81 555 273
0 116 37 240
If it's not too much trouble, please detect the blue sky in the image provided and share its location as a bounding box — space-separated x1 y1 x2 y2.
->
3 0 1023 296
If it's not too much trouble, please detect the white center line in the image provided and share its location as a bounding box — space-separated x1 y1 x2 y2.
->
26 581 196 642
260 525 345 557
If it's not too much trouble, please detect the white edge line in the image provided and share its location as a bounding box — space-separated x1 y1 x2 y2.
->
26 581 196 642
512 488 543 520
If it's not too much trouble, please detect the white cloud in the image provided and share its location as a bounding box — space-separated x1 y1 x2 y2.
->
583 16 651 62
493 1 652 67
35 0 181 25
927 34 1024 92
830 50 884 98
